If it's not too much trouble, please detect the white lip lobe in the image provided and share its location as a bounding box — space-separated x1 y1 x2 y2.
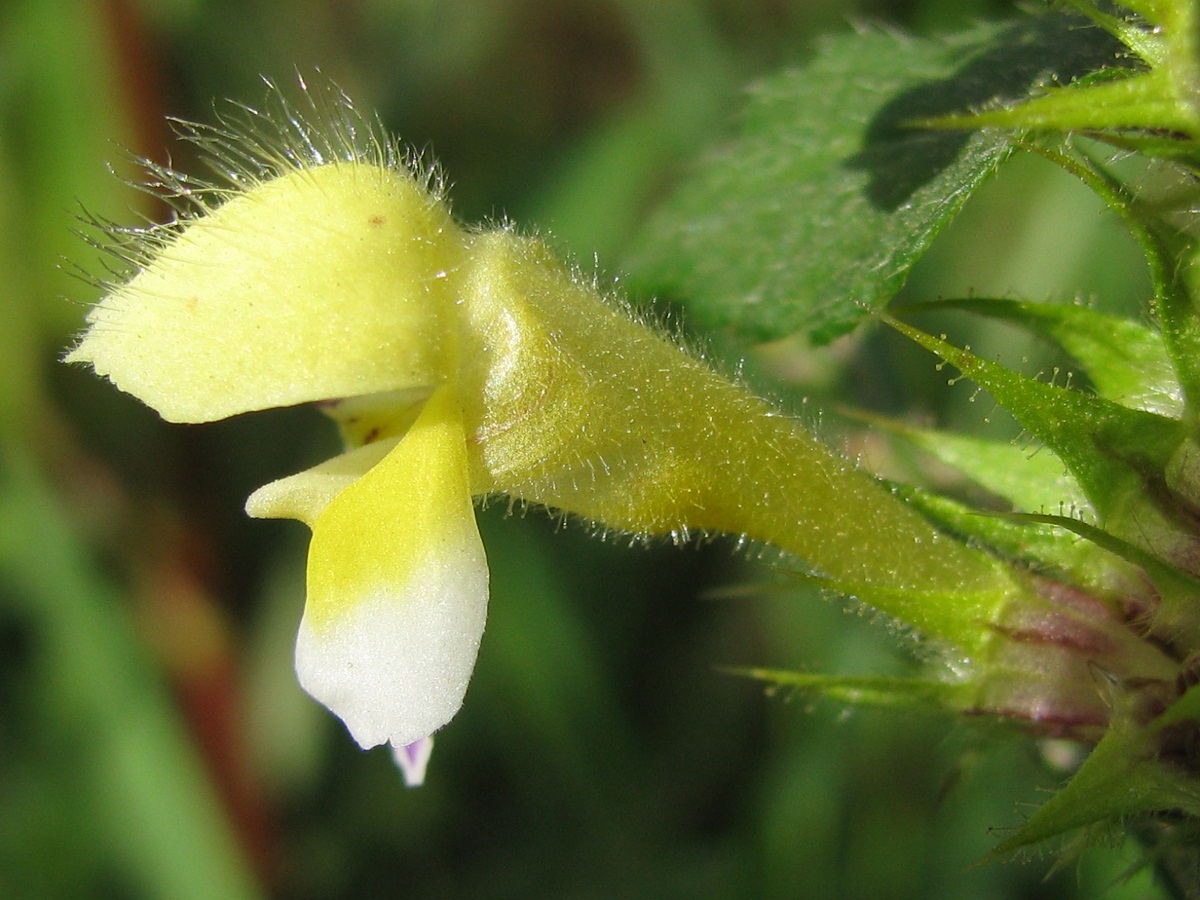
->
294 538 489 751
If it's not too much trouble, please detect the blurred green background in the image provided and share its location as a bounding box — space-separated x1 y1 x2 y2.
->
0 1 1163 897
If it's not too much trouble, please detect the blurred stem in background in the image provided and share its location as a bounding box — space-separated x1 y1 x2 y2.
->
2 1 265 896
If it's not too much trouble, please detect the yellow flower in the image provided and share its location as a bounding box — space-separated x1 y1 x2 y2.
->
67 79 1019 784
67 86 485 783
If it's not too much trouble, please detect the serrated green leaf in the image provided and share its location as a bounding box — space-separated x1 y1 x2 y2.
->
627 14 1125 344
921 298 1183 417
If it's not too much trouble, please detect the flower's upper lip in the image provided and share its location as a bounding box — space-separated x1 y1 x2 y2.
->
65 162 463 424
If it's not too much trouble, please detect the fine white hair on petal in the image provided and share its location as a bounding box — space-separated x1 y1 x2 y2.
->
172 72 444 194
294 527 489 750
89 71 447 284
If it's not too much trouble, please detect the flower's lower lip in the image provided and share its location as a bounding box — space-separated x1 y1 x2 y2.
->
297 385 489 756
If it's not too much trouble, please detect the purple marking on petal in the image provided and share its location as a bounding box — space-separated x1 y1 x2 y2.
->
391 735 435 787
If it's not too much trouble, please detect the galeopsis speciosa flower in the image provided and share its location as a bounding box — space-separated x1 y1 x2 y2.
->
68 79 1034 783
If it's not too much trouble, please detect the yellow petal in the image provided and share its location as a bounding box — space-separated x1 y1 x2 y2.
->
67 162 466 422
294 386 488 749
245 438 398 526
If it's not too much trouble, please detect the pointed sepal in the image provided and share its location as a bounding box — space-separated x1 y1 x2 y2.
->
886 315 1191 571
917 298 1182 417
